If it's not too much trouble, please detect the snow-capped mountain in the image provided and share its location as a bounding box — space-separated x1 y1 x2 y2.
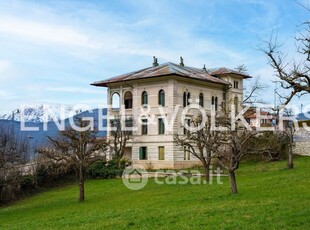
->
0 104 85 123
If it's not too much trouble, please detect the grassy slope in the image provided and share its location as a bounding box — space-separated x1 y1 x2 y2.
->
1 156 310 229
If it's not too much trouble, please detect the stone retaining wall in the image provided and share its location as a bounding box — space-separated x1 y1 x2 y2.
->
294 142 310 156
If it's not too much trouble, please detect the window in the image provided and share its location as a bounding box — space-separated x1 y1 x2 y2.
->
199 93 204 107
124 91 133 109
183 146 190 160
183 91 191 107
110 119 119 132
125 118 133 135
234 96 238 115
211 96 218 111
233 81 239 89
139 147 147 160
183 92 187 107
158 146 165 160
158 118 165 134
110 118 132 135
141 119 148 135
111 93 120 110
141 91 148 106
183 118 190 135
158 89 165 106
187 92 191 105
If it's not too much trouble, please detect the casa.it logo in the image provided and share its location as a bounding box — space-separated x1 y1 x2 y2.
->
122 167 148 190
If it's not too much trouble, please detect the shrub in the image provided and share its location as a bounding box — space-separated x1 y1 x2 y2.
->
20 175 36 192
35 163 75 187
0 170 21 204
242 131 288 162
86 160 127 179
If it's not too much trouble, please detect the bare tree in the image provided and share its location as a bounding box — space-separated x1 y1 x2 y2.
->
280 108 295 169
110 116 133 161
261 20 309 106
214 116 258 194
233 64 268 106
284 124 295 169
243 76 268 105
0 123 27 202
38 118 109 202
174 115 221 182
235 64 248 74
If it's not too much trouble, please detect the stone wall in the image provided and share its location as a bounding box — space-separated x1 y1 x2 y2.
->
294 142 310 156
293 129 310 156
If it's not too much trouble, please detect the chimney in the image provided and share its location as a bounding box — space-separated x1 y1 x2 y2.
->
202 64 207 72
180 56 184 67
153 56 159 67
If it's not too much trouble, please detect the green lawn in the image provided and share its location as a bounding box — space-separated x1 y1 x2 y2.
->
1 156 310 229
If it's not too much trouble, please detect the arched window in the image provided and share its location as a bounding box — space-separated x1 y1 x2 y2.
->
199 93 204 107
211 96 218 111
111 93 120 109
183 92 191 107
124 91 133 109
234 96 238 114
158 89 165 106
183 92 187 107
141 91 148 106
187 92 191 105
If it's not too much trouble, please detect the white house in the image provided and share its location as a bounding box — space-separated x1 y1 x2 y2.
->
91 57 251 169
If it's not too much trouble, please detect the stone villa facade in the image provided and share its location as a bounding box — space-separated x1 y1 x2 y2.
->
92 57 251 169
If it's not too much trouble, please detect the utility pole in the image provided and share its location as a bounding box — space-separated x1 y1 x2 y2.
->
272 81 278 111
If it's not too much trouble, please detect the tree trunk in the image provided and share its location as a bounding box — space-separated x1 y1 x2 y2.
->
78 165 85 202
287 144 294 169
201 159 210 182
204 164 210 183
229 171 238 194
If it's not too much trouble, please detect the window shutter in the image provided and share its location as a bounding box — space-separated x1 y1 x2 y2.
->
162 93 165 106
139 147 142 160
183 92 186 107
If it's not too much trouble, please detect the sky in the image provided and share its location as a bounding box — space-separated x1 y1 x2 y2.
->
0 0 309 115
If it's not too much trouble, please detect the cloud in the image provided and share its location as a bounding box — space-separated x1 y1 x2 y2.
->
46 86 105 95
0 16 102 49
0 60 10 73
0 90 10 97
0 0 308 114
0 89 17 99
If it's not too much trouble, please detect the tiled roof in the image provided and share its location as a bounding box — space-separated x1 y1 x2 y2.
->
245 112 274 119
91 62 251 87
208 67 252 79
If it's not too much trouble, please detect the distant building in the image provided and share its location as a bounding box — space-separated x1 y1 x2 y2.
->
92 57 251 169
245 110 274 128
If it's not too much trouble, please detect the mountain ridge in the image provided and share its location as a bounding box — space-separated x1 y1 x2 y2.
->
0 104 88 123
0 108 107 159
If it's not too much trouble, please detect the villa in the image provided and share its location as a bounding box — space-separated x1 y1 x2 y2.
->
91 57 251 169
